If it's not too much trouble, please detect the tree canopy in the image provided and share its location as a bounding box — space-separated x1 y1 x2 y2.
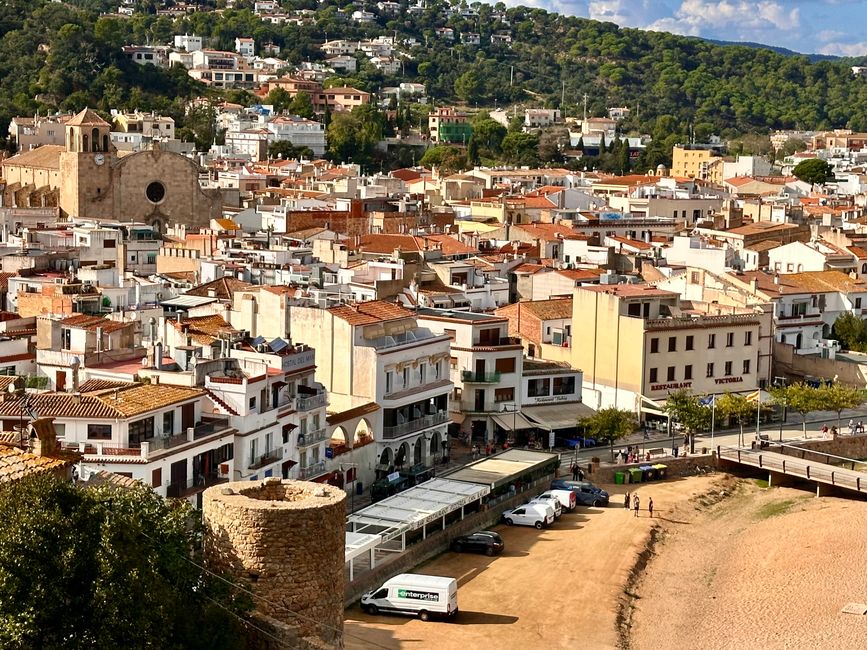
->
793 158 835 185
579 407 635 460
0 475 245 650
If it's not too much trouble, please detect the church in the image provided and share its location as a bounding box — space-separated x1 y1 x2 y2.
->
1 108 222 231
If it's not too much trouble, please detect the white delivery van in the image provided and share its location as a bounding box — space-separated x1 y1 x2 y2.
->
529 494 562 518
361 574 458 620
537 489 577 512
501 502 555 529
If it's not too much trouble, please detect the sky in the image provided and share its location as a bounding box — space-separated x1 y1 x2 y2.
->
501 0 867 56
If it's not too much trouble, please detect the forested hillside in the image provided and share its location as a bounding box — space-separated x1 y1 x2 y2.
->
3 0 867 145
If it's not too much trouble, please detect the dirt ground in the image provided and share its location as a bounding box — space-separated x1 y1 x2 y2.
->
628 479 867 650
344 477 713 650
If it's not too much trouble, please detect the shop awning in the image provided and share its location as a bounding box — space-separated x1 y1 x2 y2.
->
522 402 596 430
638 395 667 416
491 412 536 431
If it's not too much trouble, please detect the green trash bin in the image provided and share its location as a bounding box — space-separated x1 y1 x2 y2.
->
628 468 643 484
614 472 625 485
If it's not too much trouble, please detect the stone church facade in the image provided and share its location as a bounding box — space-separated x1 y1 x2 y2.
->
2 108 221 231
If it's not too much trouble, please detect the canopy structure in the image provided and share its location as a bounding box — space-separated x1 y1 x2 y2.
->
346 478 489 544
444 448 559 490
523 402 595 430
637 394 668 417
491 412 536 431
345 531 382 582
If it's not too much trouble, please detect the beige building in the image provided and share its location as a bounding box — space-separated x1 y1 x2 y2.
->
672 146 724 184
2 108 221 231
571 284 772 417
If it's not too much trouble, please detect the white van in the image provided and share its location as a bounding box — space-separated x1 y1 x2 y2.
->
537 489 577 512
501 502 555 529
529 494 562 518
361 574 458 620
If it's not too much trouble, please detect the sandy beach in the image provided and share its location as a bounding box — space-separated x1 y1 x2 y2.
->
625 477 867 650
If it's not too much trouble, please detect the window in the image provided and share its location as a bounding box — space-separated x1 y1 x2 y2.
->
686 335 694 351
128 417 155 447
103 239 116 249
668 337 677 352
87 423 112 439
527 378 550 397
61 328 72 350
312 414 320 430
249 396 256 410
553 376 575 395
708 333 716 349
650 338 659 353
300 418 307 435
250 438 258 462
385 371 393 393
706 363 714 378
627 303 641 317
726 332 734 347
667 366 676 381
724 361 733 376
743 360 751 374
494 387 514 402
857 298 863 309
163 410 174 436
495 357 516 373
745 331 753 346
265 432 273 453
0 366 15 376
684 365 693 380
419 363 426 384
402 367 409 387
649 368 658 383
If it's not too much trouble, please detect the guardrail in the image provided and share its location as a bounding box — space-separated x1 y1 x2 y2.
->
382 412 448 439
461 371 501 383
717 445 866 493
166 474 229 499
299 461 326 479
248 448 282 470
296 393 328 411
298 428 328 447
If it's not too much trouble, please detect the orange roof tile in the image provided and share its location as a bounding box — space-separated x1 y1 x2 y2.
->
0 446 77 483
327 301 415 326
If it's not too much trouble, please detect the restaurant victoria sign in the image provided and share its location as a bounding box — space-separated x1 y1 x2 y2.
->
650 381 692 391
714 376 744 385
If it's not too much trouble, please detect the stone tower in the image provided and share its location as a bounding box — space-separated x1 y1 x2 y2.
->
202 478 346 649
59 107 114 219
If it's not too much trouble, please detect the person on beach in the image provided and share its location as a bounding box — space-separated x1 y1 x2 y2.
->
648 497 654 518
624 491 631 509
633 494 640 517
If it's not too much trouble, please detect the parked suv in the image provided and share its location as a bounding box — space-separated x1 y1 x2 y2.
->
550 479 610 507
451 531 504 556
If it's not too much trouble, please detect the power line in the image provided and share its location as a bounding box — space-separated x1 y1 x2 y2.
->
137 530 394 650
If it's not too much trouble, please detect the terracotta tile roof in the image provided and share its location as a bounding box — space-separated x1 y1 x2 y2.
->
0 274 16 292
326 401 380 426
65 108 110 127
327 300 415 326
727 222 799 236
582 284 678 298
79 379 135 393
512 263 553 275
86 470 144 490
848 245 867 260
213 218 240 230
0 377 16 393
2 145 64 170
421 234 478 256
785 270 867 293
516 298 573 320
743 239 782 252
512 222 584 241
173 314 237 345
608 235 653 251
555 268 603 282
186 277 252 300
356 234 424 254
60 314 129 334
391 168 430 182
0 446 76 483
0 384 203 420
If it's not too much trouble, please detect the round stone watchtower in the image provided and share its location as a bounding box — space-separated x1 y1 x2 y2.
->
203 477 346 648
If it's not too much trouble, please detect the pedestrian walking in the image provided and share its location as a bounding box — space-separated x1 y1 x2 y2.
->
485 443 491 457
821 424 829 439
472 444 479 460
624 491 630 509
648 497 654 519
832 426 838 440
643 423 649 440
849 419 854 436
577 466 585 481
633 494 640 517
571 463 580 481
859 421 864 434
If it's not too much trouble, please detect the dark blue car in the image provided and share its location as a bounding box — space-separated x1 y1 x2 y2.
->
550 479 610 507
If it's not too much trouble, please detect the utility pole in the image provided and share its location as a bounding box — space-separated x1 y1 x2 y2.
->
582 93 588 122
510 65 514 87
561 80 565 109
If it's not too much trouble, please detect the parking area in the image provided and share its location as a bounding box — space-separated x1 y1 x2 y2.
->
345 478 710 650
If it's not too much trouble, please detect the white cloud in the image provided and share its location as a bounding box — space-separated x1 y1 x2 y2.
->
817 29 846 43
587 0 663 27
646 1 800 38
817 41 867 56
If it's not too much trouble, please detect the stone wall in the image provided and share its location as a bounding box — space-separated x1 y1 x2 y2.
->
203 478 346 648
778 434 867 462
588 454 719 485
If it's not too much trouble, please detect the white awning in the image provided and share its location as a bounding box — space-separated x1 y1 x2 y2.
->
522 401 596 430
345 532 382 563
491 412 536 431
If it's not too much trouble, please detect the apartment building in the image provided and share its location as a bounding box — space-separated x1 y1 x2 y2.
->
571 284 772 417
429 108 472 144
288 301 452 485
671 145 725 184
113 111 175 140
8 114 70 152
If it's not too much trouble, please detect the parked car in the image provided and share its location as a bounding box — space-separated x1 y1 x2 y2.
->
550 479 610 507
536 489 577 512
361 574 458 620
501 503 555 529
529 494 563 518
450 531 504 556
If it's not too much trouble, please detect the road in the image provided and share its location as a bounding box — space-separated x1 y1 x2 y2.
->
344 476 714 650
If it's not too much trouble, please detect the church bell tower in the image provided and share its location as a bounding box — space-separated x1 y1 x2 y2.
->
59 108 114 220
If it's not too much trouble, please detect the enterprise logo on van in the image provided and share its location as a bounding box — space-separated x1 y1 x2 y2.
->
397 589 440 602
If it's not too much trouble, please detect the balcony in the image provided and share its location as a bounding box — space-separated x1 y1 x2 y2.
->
382 412 448 439
298 460 326 479
297 428 327 448
473 336 522 348
248 448 283 470
148 432 191 452
296 392 328 412
165 473 229 499
461 370 501 383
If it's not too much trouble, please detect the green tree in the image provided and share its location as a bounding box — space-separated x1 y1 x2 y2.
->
793 158 834 185
419 145 467 173
832 312 867 352
501 131 540 165
466 135 479 165
268 140 314 160
471 117 507 153
288 91 315 119
265 87 292 112
579 407 636 461
818 383 865 430
454 69 483 103
716 392 755 446
769 382 823 438
664 389 711 453
0 475 245 649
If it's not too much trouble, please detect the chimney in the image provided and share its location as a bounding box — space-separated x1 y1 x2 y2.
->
28 418 59 458
750 278 758 293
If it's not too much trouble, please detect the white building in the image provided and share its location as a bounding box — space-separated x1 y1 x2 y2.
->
174 34 203 52
235 37 255 58
266 116 327 157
